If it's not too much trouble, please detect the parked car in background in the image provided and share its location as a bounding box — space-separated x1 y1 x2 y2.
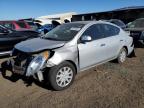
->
0 20 31 30
19 19 39 31
126 18 144 43
38 24 54 34
38 20 61 34
27 21 38 31
108 19 126 29
0 25 40 56
10 21 134 91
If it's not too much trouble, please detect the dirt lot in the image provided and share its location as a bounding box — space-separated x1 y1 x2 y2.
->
0 47 144 108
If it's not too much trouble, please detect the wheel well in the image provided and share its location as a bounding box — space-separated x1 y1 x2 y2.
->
123 46 128 55
66 60 77 74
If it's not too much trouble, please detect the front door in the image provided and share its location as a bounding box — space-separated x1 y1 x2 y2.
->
78 24 107 70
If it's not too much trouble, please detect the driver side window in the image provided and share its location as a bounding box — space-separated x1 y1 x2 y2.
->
82 24 104 40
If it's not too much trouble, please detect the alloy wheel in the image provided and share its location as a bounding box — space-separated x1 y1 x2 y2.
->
56 66 73 87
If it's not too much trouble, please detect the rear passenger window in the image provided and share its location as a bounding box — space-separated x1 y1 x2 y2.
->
82 24 104 40
102 24 120 37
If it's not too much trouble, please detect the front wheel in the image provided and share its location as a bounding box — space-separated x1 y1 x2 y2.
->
48 61 76 91
117 48 127 63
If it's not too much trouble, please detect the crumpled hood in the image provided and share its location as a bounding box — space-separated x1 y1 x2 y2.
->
15 38 65 53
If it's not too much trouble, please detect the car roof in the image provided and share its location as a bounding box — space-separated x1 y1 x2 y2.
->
69 21 109 25
69 20 122 29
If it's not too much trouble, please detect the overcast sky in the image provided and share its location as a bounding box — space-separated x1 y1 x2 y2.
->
0 0 143 20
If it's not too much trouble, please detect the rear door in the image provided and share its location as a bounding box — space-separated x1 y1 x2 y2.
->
101 24 121 59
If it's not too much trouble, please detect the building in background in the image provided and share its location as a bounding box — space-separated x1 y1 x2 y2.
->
72 6 144 23
35 12 76 25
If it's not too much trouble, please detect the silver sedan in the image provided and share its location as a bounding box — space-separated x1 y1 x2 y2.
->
11 21 134 91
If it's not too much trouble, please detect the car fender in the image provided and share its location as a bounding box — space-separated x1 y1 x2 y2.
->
46 45 79 71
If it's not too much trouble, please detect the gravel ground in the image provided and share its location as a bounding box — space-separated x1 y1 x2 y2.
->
0 48 144 108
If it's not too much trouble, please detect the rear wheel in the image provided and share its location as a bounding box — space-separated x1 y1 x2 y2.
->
48 61 76 91
117 48 127 63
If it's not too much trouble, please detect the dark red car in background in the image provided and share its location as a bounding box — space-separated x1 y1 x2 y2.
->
0 20 31 30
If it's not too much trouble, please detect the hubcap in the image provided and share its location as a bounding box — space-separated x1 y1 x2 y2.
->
119 50 126 63
56 67 73 87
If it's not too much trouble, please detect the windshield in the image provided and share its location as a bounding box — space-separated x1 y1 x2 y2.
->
43 23 85 41
128 19 144 28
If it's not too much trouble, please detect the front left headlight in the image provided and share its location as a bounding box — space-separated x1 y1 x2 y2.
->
26 51 49 76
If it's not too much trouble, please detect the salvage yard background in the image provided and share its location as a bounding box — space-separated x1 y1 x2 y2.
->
0 44 144 108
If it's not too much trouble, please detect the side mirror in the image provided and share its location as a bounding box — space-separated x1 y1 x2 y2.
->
80 35 92 43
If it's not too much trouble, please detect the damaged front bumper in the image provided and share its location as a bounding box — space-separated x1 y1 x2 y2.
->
10 50 52 82
10 57 46 82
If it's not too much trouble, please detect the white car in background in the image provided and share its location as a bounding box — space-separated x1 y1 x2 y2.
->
11 21 134 91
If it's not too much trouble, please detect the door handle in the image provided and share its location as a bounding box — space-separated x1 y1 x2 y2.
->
100 44 106 47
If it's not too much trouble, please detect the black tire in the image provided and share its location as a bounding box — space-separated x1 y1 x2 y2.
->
117 48 127 64
48 61 76 91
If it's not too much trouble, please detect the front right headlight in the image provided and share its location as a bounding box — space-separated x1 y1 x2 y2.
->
26 51 49 76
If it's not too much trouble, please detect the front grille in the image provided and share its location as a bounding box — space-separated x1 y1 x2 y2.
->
130 31 142 40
